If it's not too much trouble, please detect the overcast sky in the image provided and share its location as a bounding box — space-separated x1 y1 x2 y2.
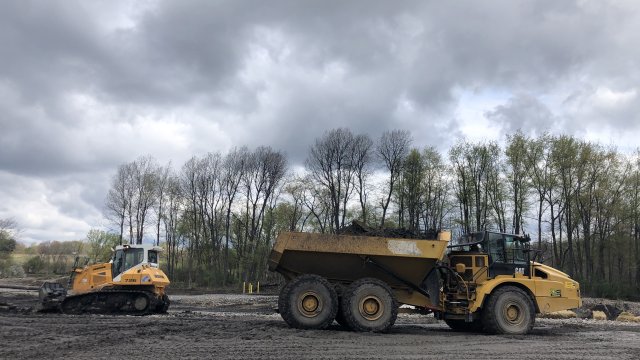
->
1 0 639 243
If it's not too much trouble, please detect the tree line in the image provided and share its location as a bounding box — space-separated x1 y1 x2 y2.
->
104 129 640 298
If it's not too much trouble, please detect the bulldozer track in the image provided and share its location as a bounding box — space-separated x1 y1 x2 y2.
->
60 289 163 315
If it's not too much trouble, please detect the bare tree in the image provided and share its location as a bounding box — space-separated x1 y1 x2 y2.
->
105 163 132 244
241 146 287 280
401 149 424 231
162 174 182 279
180 156 201 287
131 156 160 244
550 136 583 278
524 134 554 249
377 130 411 228
450 141 502 232
282 175 311 232
505 132 530 234
421 147 450 232
0 218 18 256
306 128 358 232
301 174 332 233
154 163 171 246
485 145 507 232
352 134 374 224
222 147 248 284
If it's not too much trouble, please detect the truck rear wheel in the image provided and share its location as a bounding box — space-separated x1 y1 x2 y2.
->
279 274 338 330
341 278 397 332
444 319 484 332
482 286 535 335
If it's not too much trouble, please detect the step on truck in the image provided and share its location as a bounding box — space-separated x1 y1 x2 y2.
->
268 230 581 334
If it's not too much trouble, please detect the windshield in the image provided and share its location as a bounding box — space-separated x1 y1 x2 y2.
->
463 232 484 244
505 235 527 263
485 232 528 264
112 248 147 277
124 248 144 271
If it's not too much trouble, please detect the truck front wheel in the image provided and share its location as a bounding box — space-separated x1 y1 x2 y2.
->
482 286 535 334
279 274 338 330
341 278 397 332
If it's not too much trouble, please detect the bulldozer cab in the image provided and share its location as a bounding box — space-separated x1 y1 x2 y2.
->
111 244 162 279
450 231 531 279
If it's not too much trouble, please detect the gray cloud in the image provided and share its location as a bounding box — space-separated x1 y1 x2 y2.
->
485 94 556 136
1 0 639 241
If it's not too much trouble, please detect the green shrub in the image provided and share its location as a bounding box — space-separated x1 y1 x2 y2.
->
0 260 26 278
24 256 46 274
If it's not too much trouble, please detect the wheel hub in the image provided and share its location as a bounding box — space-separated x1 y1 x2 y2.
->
297 291 322 317
504 302 523 324
133 295 149 311
359 296 384 321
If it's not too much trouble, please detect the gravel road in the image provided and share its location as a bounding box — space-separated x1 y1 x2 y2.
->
1 288 639 359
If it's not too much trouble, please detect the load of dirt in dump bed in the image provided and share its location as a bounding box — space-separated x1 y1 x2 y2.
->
337 220 439 239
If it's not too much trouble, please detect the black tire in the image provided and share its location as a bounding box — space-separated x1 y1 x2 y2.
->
482 286 535 335
279 274 338 330
341 278 398 332
277 280 293 314
444 318 484 332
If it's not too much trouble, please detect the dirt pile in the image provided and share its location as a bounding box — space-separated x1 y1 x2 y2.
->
337 220 438 239
542 298 640 322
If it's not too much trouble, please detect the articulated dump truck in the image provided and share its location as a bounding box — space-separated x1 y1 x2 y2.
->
268 230 581 334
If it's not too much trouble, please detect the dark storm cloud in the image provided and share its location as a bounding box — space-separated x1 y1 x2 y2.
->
1 0 639 241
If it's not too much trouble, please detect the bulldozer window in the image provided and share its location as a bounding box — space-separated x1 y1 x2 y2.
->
148 250 158 264
113 250 125 278
124 248 144 271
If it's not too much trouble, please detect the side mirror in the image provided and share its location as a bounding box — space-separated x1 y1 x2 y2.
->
455 263 466 274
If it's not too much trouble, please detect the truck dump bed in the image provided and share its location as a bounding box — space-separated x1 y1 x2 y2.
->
268 231 451 308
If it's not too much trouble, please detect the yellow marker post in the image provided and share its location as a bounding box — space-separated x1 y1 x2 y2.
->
249 283 253 294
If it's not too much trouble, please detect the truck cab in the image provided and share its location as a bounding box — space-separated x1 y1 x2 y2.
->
443 231 581 333
450 231 532 279
111 244 162 280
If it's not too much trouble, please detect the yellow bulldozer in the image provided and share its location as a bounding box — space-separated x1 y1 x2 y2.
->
269 230 581 334
39 243 170 315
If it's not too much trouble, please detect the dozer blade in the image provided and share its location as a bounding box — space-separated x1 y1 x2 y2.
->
38 282 67 312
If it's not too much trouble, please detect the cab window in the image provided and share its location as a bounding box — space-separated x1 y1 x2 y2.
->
124 248 144 271
112 249 125 277
148 250 158 264
505 236 527 264
487 233 505 263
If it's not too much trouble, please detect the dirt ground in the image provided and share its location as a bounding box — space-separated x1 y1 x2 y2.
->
1 287 640 360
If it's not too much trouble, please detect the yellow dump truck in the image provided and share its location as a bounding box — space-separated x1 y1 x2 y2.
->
268 230 580 334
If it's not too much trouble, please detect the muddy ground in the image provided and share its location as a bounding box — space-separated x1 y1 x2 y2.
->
1 287 640 359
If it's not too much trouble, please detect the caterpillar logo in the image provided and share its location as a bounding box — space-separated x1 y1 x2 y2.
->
550 289 561 297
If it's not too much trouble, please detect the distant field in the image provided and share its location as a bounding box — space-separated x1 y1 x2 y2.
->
9 253 32 265
10 253 78 266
